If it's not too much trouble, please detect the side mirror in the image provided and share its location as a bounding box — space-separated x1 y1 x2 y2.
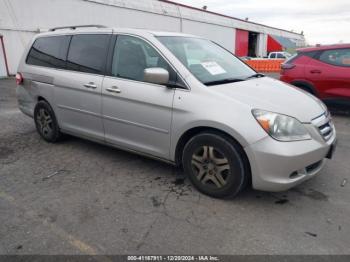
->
144 68 169 85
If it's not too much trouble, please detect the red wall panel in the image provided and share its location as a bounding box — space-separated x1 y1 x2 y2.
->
235 29 249 57
267 35 283 53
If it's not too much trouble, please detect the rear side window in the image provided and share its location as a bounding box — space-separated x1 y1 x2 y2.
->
304 51 319 58
284 51 316 64
66 34 110 74
26 36 70 69
319 48 350 67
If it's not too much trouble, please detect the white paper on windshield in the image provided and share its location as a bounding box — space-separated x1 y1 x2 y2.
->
201 61 226 75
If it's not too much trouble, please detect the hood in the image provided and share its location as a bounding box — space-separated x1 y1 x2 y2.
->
209 77 325 122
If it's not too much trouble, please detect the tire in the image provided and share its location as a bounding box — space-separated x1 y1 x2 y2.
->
34 100 62 143
182 132 249 198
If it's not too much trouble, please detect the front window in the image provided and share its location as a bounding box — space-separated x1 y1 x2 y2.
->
157 36 256 86
111 35 177 82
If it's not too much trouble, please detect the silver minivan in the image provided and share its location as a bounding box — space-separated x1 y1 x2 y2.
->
16 25 337 198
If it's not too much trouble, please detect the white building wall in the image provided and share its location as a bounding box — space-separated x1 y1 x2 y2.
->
182 20 235 51
0 0 305 74
257 33 268 58
0 36 8 78
0 30 34 75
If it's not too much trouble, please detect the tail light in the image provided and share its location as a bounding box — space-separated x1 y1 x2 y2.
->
16 73 23 85
281 63 296 70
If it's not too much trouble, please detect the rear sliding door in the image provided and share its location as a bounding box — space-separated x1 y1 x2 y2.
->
53 34 111 141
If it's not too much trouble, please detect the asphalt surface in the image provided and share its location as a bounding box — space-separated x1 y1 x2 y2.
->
0 78 350 255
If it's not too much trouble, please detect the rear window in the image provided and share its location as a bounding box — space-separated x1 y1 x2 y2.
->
66 34 110 74
26 36 70 69
284 53 299 64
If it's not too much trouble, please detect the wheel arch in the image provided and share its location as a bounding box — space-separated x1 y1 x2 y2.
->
174 126 250 168
37 95 49 102
290 80 318 96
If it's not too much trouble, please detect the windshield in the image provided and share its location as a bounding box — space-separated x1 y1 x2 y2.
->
157 36 256 86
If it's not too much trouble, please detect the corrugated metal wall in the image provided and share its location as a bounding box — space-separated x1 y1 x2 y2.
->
0 0 305 74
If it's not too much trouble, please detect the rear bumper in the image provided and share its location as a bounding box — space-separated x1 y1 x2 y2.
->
16 85 34 117
245 126 336 192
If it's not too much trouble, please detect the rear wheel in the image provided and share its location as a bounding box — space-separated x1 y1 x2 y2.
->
34 101 62 143
182 132 249 198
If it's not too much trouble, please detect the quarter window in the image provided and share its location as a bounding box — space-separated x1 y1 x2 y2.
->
26 36 70 69
66 34 110 74
319 49 350 67
111 35 176 83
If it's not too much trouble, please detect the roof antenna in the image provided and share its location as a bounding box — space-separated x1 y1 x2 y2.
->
202 5 207 10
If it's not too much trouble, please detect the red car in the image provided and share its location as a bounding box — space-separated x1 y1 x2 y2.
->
280 44 350 107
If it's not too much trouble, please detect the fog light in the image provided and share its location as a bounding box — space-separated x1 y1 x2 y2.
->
289 171 299 179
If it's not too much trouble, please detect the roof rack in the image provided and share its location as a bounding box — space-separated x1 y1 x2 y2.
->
49 25 108 32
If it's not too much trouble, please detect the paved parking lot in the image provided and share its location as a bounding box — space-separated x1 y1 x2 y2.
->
0 78 350 255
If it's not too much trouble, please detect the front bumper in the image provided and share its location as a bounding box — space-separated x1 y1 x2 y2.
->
245 123 336 192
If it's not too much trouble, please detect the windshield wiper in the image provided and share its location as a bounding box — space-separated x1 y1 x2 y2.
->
204 78 245 86
245 73 265 80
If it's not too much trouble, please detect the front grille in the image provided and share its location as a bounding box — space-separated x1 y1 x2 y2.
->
311 111 334 141
318 122 333 140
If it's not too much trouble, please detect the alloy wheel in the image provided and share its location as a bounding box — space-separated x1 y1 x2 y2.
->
191 146 231 188
36 108 53 137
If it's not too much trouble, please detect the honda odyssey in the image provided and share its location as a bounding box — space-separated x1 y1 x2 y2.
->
16 25 337 198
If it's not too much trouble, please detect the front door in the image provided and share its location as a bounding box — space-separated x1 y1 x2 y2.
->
102 35 176 159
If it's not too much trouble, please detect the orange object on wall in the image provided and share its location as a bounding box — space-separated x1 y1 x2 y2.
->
245 59 284 73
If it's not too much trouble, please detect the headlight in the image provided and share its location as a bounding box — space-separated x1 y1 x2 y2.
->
252 109 311 141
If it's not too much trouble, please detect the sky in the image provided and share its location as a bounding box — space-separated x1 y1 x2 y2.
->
173 0 350 45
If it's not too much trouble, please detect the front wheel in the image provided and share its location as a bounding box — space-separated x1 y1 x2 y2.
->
182 132 249 198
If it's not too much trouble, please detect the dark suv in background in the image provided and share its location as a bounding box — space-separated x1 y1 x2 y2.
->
280 44 350 107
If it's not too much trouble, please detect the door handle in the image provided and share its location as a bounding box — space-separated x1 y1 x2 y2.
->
106 86 121 94
310 70 322 74
84 82 97 89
